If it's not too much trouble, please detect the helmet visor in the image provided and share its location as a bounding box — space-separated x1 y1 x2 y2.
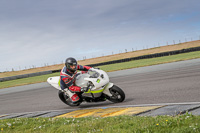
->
69 64 77 71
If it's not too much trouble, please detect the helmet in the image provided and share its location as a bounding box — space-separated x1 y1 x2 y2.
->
65 57 77 73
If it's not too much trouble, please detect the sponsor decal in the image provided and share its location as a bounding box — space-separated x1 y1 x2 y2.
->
96 79 100 83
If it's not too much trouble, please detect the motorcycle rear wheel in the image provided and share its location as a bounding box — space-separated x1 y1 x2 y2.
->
58 90 81 106
108 85 125 103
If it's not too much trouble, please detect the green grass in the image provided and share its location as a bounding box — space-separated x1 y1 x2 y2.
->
1 113 200 133
99 50 200 72
1 50 200 89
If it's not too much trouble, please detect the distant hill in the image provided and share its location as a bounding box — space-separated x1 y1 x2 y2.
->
1 40 200 78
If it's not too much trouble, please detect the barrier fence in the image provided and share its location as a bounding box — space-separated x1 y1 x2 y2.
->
1 46 200 82
87 46 200 67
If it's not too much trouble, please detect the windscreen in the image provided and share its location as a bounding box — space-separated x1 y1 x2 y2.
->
87 70 100 78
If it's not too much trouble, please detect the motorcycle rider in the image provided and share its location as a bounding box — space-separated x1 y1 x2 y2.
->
60 57 92 103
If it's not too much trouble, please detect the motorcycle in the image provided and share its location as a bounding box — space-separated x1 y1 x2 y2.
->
47 68 125 106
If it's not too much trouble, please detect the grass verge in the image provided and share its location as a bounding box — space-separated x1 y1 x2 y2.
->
0 72 60 89
99 50 200 72
1 113 200 133
1 50 200 89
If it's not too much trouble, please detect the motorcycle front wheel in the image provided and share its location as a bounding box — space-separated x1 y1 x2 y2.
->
107 85 125 103
58 90 81 106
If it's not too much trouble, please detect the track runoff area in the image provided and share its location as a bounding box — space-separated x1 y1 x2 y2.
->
1 58 200 119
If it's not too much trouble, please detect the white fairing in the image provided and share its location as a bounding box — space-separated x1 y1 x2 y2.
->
47 68 114 97
75 72 90 87
75 69 110 90
47 76 74 98
47 76 61 90
102 82 113 97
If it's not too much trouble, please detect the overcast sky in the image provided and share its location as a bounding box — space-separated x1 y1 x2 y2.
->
1 0 200 72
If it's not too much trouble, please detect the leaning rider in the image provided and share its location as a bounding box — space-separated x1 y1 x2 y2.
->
60 57 92 103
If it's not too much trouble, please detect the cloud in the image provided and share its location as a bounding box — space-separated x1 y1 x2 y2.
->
0 0 200 71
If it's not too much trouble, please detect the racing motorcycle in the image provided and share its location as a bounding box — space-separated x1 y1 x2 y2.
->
47 68 125 106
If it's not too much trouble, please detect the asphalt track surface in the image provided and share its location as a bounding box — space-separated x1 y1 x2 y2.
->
0 58 200 115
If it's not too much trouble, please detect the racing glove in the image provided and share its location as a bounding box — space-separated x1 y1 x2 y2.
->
80 87 88 92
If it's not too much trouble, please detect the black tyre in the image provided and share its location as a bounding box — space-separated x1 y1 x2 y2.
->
58 90 81 106
108 85 125 103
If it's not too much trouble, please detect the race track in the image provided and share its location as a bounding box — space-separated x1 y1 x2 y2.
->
0 58 200 115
